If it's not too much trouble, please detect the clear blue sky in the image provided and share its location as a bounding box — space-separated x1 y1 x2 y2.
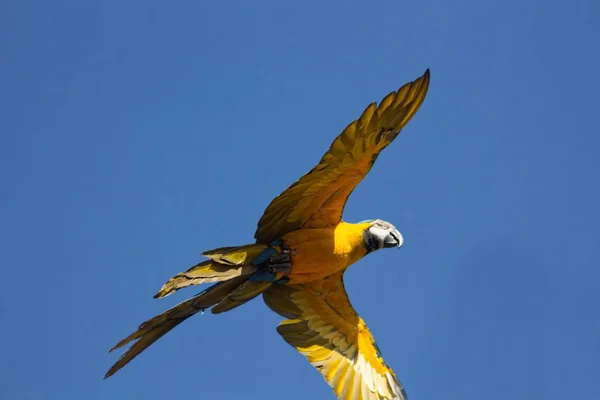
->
1 1 599 399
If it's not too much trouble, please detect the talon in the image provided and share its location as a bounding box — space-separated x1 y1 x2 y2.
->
268 253 290 264
263 246 291 274
267 262 291 273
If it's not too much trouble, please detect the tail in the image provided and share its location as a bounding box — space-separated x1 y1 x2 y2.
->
105 243 279 378
153 244 272 298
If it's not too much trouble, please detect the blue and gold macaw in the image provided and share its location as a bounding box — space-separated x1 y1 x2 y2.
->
106 70 430 400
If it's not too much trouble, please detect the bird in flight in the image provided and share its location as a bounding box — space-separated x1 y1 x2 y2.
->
106 69 430 400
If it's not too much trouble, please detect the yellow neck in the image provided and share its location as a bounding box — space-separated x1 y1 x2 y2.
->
333 221 371 263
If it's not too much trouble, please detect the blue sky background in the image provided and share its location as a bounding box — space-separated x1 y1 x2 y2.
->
1 1 599 399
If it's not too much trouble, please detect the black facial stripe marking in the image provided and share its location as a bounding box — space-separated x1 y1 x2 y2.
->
363 230 379 253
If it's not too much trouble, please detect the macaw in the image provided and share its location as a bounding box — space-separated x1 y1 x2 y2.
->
106 70 430 400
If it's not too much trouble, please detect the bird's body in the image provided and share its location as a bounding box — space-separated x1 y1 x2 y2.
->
284 221 371 283
106 70 431 400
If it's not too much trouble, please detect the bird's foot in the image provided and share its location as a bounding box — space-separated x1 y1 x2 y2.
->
263 246 291 274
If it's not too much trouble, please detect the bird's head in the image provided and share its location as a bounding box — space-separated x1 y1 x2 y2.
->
362 219 404 253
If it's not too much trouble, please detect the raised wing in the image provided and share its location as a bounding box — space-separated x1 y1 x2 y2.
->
255 70 430 243
264 272 407 400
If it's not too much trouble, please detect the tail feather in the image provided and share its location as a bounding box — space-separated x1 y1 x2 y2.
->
211 281 274 314
154 261 256 298
105 275 248 378
211 297 251 314
202 244 269 265
107 243 281 378
229 280 273 301
154 244 270 298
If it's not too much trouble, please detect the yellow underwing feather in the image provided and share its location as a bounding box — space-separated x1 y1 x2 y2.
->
255 70 430 243
263 284 303 318
263 271 407 400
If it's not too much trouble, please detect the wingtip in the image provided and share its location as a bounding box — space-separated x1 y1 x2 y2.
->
418 68 431 94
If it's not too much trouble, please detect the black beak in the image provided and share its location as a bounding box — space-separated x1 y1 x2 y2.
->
383 229 404 248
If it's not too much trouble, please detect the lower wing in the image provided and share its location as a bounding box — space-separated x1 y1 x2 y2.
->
264 272 407 400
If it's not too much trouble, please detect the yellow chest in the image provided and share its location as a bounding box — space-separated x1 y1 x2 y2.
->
282 221 370 284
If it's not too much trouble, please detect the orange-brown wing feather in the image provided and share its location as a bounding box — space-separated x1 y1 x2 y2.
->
264 272 407 400
255 70 430 243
